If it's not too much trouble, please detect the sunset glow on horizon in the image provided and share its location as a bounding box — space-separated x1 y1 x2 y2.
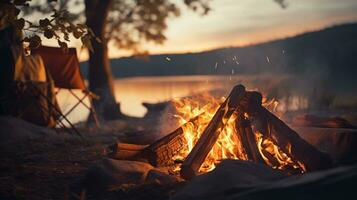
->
42 0 357 61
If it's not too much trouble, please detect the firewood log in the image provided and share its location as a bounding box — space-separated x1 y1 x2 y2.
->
143 114 203 167
242 91 332 171
109 115 203 166
180 85 246 180
235 113 255 161
108 142 148 161
235 113 265 164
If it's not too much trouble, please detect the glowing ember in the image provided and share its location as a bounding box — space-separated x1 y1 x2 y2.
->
171 93 306 174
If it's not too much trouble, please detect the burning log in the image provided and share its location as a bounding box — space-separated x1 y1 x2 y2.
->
235 113 265 164
234 113 254 160
108 115 200 167
241 91 333 171
142 114 203 167
109 114 203 166
180 85 246 180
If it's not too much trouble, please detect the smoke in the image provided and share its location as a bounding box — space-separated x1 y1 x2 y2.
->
154 101 181 137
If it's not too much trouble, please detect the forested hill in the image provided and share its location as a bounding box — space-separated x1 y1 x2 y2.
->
81 23 357 82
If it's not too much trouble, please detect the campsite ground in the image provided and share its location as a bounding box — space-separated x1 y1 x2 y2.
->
0 116 179 200
0 130 104 199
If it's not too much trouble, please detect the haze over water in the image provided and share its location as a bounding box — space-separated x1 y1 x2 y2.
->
58 75 311 124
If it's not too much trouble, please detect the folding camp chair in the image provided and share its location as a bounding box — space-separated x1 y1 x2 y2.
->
1 45 82 136
16 80 82 137
32 46 100 128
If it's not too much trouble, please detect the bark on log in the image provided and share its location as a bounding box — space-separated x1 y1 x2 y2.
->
108 142 148 161
242 91 332 171
109 115 202 166
235 114 255 160
235 113 265 164
143 114 203 167
180 85 246 180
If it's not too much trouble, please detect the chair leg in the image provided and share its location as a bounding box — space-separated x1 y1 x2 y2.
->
58 93 87 121
28 85 82 137
69 89 100 128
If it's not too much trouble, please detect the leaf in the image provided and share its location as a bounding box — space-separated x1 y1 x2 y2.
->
81 34 93 52
39 18 51 27
64 33 70 41
13 18 25 30
44 29 54 39
73 30 81 39
57 39 68 52
76 24 87 30
29 35 42 49
66 26 73 33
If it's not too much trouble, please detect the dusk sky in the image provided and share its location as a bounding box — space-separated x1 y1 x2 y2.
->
64 0 357 60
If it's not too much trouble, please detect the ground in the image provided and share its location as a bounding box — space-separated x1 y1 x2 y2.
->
0 137 103 199
0 116 183 200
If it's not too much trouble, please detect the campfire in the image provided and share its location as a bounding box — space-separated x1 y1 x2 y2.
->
171 92 305 175
109 85 332 180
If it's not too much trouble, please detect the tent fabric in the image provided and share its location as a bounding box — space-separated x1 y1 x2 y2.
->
32 46 85 90
12 46 47 82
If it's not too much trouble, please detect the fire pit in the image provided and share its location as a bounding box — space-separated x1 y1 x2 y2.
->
109 85 332 180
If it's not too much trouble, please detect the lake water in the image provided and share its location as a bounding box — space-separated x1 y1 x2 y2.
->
57 75 311 124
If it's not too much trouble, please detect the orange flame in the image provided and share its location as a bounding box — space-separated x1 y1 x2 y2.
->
255 131 306 173
172 93 305 174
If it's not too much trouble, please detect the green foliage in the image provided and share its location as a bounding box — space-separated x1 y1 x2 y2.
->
0 0 94 51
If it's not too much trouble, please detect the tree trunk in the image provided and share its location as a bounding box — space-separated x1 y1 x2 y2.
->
84 0 123 121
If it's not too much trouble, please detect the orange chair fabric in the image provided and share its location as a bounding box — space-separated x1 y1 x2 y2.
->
32 46 85 89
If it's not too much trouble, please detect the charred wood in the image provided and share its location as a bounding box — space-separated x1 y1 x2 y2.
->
242 91 333 171
180 85 246 180
143 114 203 167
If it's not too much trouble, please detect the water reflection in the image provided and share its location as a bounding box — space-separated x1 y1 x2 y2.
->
57 75 310 124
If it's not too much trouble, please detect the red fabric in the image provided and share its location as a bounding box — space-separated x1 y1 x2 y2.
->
32 46 85 89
